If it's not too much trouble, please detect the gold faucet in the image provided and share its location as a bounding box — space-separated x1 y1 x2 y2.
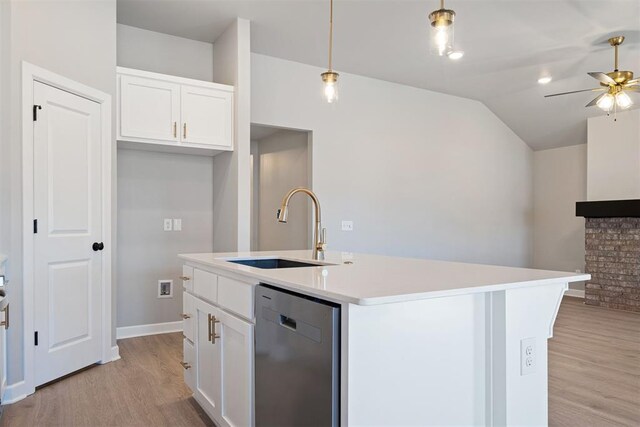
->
277 187 327 260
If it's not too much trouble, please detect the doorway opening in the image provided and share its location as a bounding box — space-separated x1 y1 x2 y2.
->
250 124 312 251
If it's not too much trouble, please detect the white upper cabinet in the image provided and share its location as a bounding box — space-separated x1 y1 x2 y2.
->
117 67 234 155
181 85 233 148
119 75 180 143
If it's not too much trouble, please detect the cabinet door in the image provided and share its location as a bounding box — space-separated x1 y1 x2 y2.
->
181 85 233 148
183 293 195 343
218 310 254 427
119 75 180 143
194 298 222 420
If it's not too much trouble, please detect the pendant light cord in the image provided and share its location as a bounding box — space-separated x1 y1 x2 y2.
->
328 0 334 71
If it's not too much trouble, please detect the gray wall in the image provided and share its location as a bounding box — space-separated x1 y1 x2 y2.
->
252 54 534 267
117 149 214 327
255 130 310 251
116 25 216 328
117 24 214 81
533 145 588 291
2 0 117 385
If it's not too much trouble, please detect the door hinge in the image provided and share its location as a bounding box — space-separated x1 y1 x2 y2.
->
33 219 38 234
34 331 39 346
33 105 42 121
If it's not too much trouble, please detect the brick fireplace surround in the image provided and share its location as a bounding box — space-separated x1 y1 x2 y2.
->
583 215 640 312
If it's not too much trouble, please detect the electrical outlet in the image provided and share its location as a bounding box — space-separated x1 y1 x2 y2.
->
158 280 173 298
341 220 354 231
163 218 172 231
521 337 536 375
173 218 182 231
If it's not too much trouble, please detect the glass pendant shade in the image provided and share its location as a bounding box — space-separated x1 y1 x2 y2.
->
321 71 339 103
596 93 615 111
615 91 633 109
429 8 455 56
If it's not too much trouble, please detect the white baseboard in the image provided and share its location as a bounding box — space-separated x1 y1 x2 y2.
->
564 289 585 298
116 320 183 340
2 380 32 405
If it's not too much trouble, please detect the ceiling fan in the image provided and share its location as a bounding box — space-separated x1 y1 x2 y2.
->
545 36 638 112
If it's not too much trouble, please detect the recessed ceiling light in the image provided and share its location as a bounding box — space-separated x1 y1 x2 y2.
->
448 51 464 60
538 76 552 84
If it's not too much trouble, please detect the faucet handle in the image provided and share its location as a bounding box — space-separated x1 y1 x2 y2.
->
317 228 327 252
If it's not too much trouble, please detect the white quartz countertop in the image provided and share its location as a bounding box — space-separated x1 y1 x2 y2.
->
179 250 590 305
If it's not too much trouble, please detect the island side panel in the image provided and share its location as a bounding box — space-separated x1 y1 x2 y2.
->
487 282 567 426
344 293 487 426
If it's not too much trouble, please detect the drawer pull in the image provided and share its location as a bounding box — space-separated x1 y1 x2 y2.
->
180 361 191 370
0 303 8 330
180 276 191 281
181 313 191 319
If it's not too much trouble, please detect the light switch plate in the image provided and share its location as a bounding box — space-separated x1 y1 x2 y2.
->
163 218 172 231
173 218 182 231
341 220 354 231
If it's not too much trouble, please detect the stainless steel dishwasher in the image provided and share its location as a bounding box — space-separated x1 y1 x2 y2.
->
255 284 340 427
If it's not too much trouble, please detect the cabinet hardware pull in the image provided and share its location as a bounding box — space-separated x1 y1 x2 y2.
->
180 276 191 281
183 123 187 139
180 361 191 370
207 313 213 342
211 315 221 344
173 122 177 138
0 303 8 330
181 313 191 319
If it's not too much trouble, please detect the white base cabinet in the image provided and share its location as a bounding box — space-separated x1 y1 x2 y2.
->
181 264 256 427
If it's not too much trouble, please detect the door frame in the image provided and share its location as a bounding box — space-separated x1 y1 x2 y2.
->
21 62 113 397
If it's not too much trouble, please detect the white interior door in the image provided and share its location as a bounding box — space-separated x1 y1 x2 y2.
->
33 81 103 386
181 85 233 148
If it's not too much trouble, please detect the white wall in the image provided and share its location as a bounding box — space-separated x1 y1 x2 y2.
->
212 18 252 252
587 109 640 201
255 130 310 251
116 149 214 327
533 144 587 291
117 24 214 81
3 0 117 386
252 54 534 267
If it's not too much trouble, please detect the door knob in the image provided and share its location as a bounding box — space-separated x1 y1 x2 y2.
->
92 242 104 251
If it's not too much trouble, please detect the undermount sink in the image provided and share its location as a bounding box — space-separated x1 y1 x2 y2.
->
225 257 331 269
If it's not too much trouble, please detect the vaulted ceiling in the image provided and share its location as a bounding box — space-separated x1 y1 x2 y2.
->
117 0 640 151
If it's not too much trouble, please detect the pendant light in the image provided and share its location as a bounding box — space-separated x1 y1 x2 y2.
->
429 0 456 56
321 0 339 103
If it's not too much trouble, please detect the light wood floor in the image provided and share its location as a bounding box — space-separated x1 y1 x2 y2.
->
1 333 213 426
1 297 638 426
549 297 640 427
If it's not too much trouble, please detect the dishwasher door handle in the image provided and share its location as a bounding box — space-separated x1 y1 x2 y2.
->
279 314 297 331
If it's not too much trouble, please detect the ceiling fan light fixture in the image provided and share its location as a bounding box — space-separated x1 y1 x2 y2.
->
596 93 615 111
429 0 455 56
615 91 633 109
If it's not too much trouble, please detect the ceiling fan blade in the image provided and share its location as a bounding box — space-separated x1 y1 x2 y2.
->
544 88 604 98
585 93 607 107
588 72 616 85
623 79 638 86
623 86 639 91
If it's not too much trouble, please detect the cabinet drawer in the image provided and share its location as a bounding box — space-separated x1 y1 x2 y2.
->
183 338 195 392
183 293 195 343
217 275 254 320
193 268 218 304
182 265 194 292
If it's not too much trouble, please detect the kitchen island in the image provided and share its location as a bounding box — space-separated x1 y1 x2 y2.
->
178 250 589 426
